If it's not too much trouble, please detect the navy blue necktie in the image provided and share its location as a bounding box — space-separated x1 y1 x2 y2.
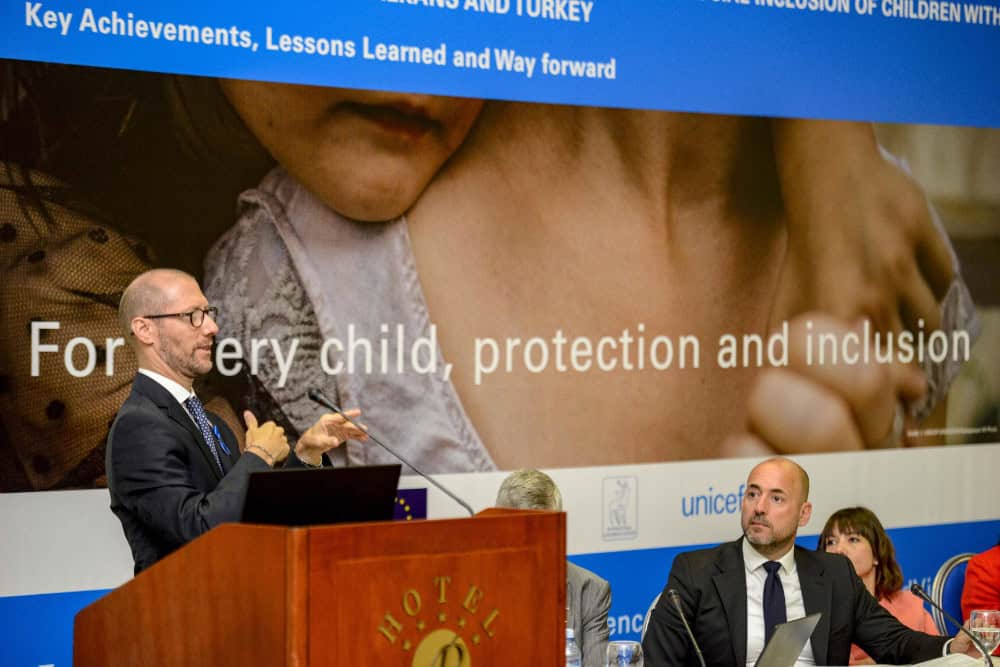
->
183 395 225 475
762 560 786 645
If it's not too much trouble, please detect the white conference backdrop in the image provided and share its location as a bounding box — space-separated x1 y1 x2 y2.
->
2 444 999 666
3 444 999 595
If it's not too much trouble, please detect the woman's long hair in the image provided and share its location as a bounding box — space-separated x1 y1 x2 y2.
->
818 506 904 600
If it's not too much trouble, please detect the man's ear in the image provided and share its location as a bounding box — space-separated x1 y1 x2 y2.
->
798 501 813 527
131 317 155 345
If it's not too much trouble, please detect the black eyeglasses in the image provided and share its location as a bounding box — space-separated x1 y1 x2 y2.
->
142 306 219 328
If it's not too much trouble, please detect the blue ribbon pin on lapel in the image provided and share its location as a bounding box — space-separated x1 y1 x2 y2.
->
211 424 231 455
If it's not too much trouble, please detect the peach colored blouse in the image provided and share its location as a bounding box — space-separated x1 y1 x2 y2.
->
850 589 938 664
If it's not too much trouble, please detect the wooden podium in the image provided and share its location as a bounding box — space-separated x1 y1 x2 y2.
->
75 509 565 666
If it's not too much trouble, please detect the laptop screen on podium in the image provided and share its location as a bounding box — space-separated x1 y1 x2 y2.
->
241 464 402 526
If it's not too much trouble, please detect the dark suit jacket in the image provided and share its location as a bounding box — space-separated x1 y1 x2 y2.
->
642 538 948 666
107 373 306 574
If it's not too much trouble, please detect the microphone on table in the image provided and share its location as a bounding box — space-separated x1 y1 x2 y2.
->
307 388 474 517
910 583 992 667
667 588 706 667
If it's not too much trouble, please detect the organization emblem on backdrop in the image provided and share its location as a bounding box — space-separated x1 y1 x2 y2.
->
602 476 638 541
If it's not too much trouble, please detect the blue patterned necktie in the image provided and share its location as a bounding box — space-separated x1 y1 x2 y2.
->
183 395 224 474
762 560 787 645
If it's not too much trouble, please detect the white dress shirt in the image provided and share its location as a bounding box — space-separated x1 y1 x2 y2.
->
743 539 816 667
138 368 199 426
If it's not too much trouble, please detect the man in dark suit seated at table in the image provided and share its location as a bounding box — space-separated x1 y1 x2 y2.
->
495 469 612 667
107 268 368 574
642 457 978 666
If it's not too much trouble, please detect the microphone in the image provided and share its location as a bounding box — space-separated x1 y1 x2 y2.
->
910 583 992 667
667 588 706 667
307 388 474 517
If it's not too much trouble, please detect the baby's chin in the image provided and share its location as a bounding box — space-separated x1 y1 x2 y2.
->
314 179 424 223
337 201 408 223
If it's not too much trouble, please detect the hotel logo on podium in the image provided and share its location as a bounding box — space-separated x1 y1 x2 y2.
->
376 575 500 666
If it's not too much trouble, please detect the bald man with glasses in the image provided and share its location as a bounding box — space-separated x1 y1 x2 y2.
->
108 268 368 574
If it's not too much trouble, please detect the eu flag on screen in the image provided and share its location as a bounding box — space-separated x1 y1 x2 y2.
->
394 488 427 521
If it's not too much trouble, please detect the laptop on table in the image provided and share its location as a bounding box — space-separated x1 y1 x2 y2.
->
754 613 823 667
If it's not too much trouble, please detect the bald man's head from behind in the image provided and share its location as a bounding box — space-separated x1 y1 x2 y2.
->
119 269 219 389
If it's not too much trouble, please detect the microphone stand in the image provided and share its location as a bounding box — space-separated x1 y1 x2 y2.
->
667 588 706 667
307 389 475 516
911 583 993 667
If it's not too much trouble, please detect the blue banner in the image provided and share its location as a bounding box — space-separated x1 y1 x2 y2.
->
0 589 106 667
2 0 999 125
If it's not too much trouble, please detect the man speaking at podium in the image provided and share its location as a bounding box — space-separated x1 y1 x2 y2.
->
642 458 978 666
107 269 367 574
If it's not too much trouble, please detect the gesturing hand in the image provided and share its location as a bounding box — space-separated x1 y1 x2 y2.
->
294 409 369 466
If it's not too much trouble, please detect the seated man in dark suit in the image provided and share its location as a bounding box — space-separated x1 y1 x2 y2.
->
495 469 612 667
642 457 977 666
108 268 368 574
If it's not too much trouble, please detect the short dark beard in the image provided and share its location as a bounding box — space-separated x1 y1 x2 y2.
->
743 529 795 560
